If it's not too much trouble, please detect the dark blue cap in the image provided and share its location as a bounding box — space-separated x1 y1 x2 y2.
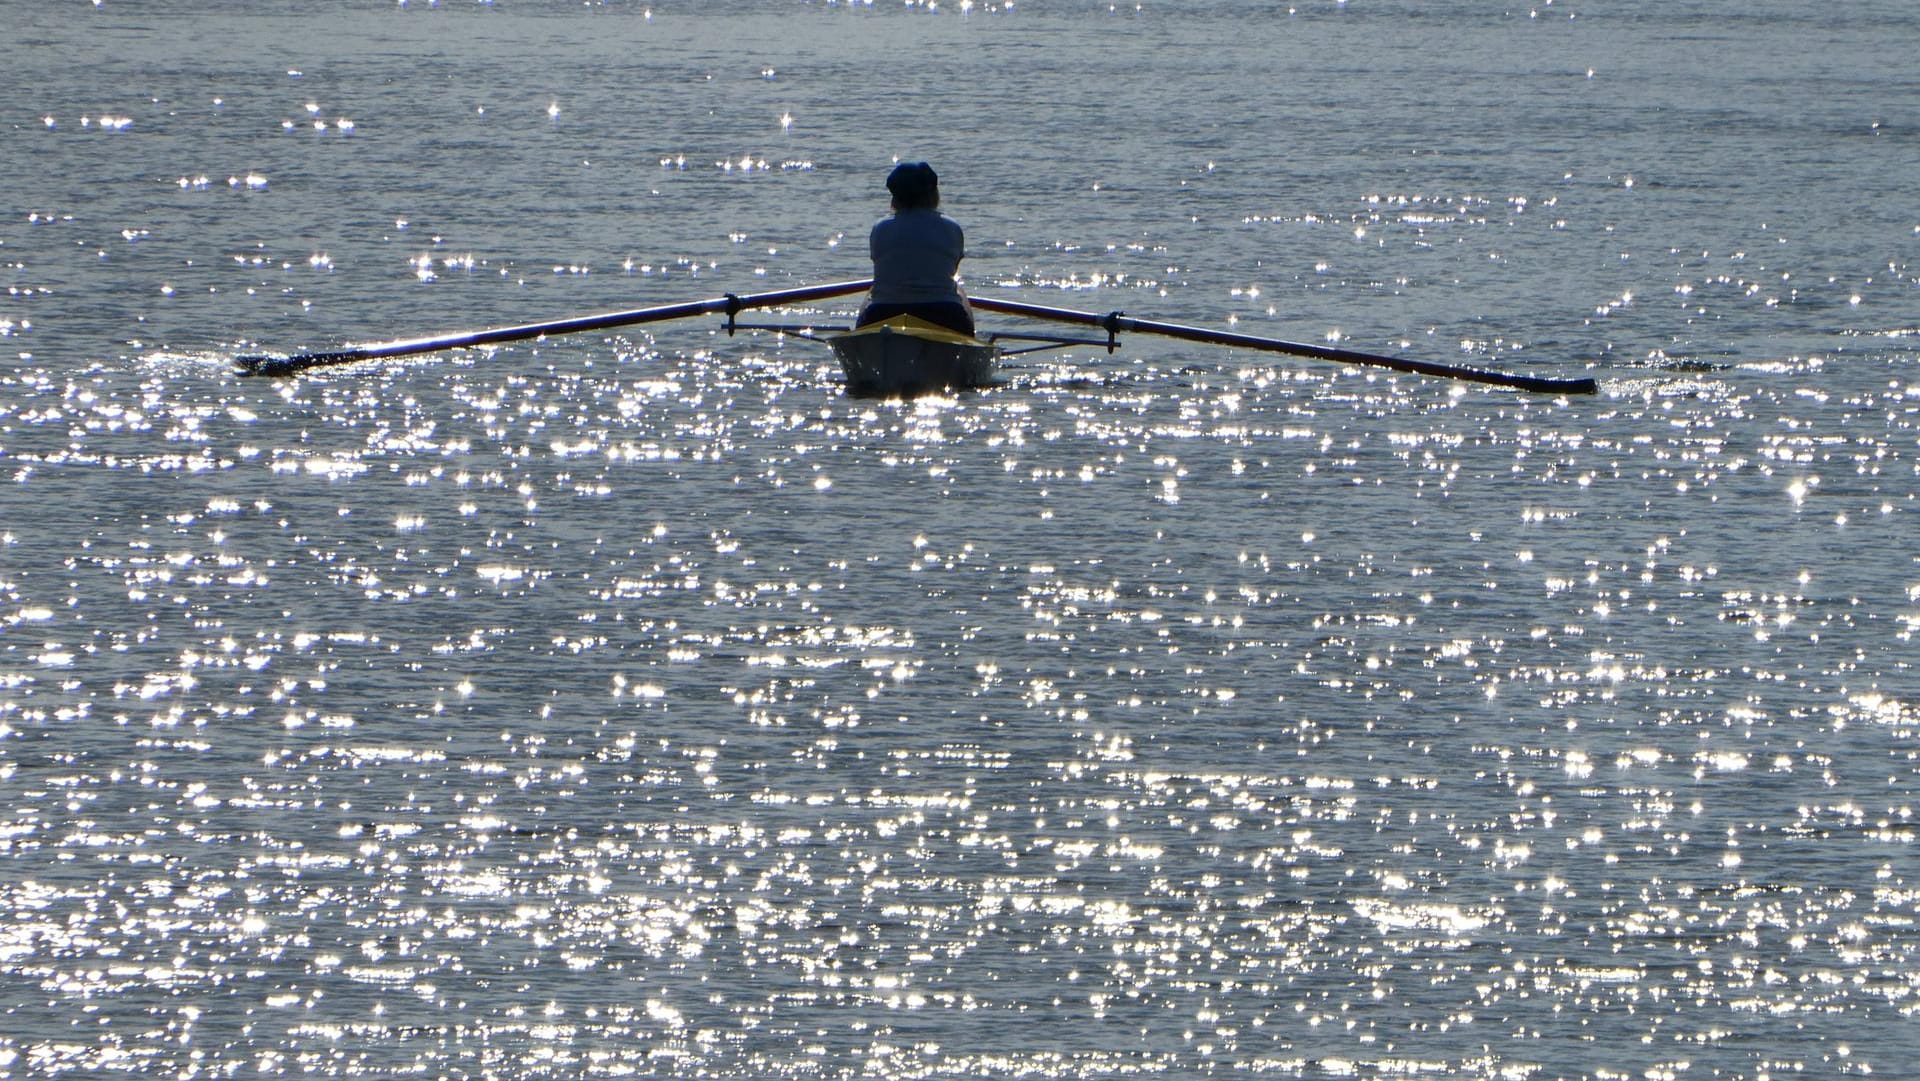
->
886 161 939 201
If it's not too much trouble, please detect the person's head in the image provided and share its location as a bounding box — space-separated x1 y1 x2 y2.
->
886 161 940 211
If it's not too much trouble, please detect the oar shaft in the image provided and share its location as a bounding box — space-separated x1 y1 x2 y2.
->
969 295 1596 394
240 279 874 376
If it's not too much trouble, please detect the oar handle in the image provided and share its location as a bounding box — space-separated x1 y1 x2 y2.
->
970 295 1597 394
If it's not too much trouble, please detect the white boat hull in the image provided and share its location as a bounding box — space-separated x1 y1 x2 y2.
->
828 316 998 395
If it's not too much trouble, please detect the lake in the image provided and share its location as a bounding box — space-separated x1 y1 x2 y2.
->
2 1 1917 1077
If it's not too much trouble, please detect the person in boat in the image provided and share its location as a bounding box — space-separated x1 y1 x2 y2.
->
857 161 974 337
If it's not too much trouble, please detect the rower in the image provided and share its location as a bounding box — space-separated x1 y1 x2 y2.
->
856 162 975 337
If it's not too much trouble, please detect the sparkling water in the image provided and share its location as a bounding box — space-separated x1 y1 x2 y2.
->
3 2 1917 1077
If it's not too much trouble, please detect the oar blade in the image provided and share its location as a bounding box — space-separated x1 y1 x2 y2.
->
236 351 366 377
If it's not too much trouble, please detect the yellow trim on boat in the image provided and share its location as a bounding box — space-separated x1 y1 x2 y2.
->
835 315 988 346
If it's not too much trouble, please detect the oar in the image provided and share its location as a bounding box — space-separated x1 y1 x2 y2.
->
968 295 1598 394
237 279 875 376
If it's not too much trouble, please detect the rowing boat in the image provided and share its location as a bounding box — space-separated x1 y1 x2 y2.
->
236 277 1598 394
828 315 999 395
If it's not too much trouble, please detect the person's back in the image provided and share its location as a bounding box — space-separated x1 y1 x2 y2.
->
868 209 965 307
857 162 974 336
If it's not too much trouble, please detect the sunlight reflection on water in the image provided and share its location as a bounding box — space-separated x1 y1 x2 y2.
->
5 0 1920 1077
6 332 1918 1075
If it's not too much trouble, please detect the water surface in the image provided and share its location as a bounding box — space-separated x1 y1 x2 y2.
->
3 2 1918 1078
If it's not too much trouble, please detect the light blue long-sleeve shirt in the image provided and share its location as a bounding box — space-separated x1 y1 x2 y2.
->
868 209 966 305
